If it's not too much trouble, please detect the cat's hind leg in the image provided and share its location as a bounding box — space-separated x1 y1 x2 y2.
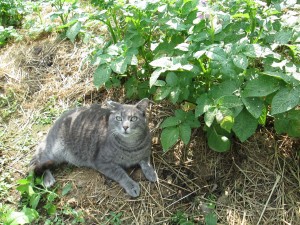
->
43 169 56 188
30 142 57 188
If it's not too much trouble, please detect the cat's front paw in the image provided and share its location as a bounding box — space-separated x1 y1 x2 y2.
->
143 168 158 182
140 162 158 182
124 180 140 197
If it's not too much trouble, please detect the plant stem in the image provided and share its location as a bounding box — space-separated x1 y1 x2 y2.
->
106 20 117 44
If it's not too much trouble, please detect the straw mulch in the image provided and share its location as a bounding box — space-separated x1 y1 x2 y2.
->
0 35 299 225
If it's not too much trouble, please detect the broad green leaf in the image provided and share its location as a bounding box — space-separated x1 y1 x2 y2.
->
193 50 206 59
220 61 237 78
182 1 197 15
232 54 248 70
216 95 243 108
220 116 234 133
93 64 111 88
274 30 293 44
44 203 57 215
170 87 181 104
125 52 138 66
262 71 292 84
150 68 166 87
175 43 189 51
232 109 258 142
127 35 145 48
185 112 201 128
110 57 127 74
274 110 300 137
154 80 166 87
62 183 72 196
258 107 267 125
154 86 171 101
242 97 264 118
179 123 191 145
30 195 41 209
8 208 39 225
242 75 281 97
204 107 217 127
93 54 111 66
150 57 184 71
166 72 178 87
205 212 218 225
66 21 81 43
160 117 181 128
206 47 227 62
166 18 187 31
209 80 239 100
207 127 231 152
175 109 186 120
47 192 58 202
161 127 179 152
271 87 300 115
107 44 121 56
8 211 31 225
243 44 261 58
22 207 38 223
195 93 210 117
17 179 30 185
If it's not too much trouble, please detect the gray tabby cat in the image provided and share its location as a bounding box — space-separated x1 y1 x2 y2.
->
30 98 157 197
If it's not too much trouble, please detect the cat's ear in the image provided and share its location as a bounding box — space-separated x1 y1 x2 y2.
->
107 100 122 111
135 98 149 112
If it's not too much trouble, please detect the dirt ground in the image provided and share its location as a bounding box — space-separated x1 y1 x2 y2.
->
1 35 299 224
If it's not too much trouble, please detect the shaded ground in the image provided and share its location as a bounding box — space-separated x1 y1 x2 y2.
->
1 35 299 224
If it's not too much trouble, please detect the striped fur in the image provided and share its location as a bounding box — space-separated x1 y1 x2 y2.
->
30 98 157 197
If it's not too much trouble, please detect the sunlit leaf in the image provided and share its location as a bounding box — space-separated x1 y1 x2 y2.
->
66 21 81 43
93 64 111 88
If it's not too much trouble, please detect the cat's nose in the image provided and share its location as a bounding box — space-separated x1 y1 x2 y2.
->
123 125 129 131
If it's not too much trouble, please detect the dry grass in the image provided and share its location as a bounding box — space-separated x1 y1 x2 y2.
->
1 34 299 224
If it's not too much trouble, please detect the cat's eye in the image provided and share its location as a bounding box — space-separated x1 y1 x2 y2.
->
130 116 138 122
116 116 122 121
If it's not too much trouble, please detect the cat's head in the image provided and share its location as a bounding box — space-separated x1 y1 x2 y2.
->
107 98 149 137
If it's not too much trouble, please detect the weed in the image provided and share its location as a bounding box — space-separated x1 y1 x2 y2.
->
0 89 19 122
171 211 194 225
0 0 25 27
105 212 123 225
0 173 85 224
34 96 62 125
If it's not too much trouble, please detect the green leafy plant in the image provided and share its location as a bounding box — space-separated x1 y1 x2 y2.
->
171 211 194 225
17 173 59 216
203 194 217 225
91 0 300 152
34 96 62 125
49 0 91 42
0 26 22 46
105 211 123 225
0 0 25 46
160 109 200 151
5 173 84 225
0 89 19 122
0 203 39 225
0 0 25 27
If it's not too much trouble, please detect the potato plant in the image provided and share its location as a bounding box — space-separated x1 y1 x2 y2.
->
91 0 300 152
